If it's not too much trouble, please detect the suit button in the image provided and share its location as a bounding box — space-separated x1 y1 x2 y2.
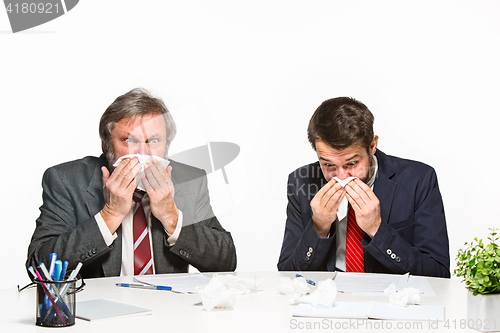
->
309 247 313 253
386 249 392 255
92 247 97 254
306 252 311 258
391 253 396 260
395 256 401 263
80 254 86 260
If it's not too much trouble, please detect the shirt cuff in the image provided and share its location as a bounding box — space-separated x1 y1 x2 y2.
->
165 210 183 246
95 212 118 246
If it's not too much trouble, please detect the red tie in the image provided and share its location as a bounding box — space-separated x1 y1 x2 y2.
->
346 205 364 272
133 191 153 275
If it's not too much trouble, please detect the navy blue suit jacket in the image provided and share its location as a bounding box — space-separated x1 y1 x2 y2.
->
278 149 450 278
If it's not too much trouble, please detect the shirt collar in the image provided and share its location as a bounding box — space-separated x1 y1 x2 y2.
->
366 154 378 188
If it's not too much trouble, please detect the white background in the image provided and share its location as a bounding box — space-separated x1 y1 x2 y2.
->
1 0 499 290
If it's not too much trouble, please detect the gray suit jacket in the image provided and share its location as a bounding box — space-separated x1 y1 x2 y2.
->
27 155 236 278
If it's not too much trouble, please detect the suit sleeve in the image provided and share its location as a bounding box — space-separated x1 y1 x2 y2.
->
277 173 336 271
26 167 111 275
364 167 450 278
169 172 237 272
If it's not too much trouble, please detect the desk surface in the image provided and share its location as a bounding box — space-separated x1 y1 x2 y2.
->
1 272 476 332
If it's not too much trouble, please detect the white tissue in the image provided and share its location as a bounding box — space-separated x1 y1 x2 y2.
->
303 279 338 308
278 277 311 304
197 274 235 311
384 283 421 307
217 274 264 295
112 154 170 191
333 176 358 187
197 274 263 311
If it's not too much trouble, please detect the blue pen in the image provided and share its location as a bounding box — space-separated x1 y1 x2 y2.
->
116 283 172 291
53 260 62 281
295 274 316 286
59 261 68 281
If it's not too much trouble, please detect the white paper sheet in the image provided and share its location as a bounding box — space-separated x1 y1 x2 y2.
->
403 275 436 297
293 302 371 319
134 274 211 293
76 299 152 321
334 272 403 293
293 302 445 321
367 302 444 321
333 272 435 296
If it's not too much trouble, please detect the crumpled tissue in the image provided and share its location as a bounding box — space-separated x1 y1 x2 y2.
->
113 154 170 191
197 274 263 311
301 279 338 308
333 176 358 187
278 277 311 304
384 283 421 307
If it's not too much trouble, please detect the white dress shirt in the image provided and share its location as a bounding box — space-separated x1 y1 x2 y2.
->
334 155 378 271
94 194 183 276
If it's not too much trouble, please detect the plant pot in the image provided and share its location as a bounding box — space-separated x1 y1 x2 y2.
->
467 291 500 332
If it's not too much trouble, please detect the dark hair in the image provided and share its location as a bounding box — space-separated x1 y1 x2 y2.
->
99 88 177 154
307 97 374 152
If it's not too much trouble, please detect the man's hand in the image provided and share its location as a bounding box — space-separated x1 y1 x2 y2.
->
143 160 178 235
100 158 142 234
310 179 345 238
345 178 381 238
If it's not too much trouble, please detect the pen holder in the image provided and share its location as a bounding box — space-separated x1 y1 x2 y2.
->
35 278 77 327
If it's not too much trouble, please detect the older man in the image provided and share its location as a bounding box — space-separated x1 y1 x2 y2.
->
27 88 236 278
278 97 449 277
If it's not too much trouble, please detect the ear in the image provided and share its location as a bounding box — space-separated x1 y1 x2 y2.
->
370 135 379 155
102 141 108 154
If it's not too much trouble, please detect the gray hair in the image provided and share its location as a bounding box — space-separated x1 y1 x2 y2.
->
99 88 177 155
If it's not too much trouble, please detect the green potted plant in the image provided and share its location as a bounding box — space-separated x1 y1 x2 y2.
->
454 228 500 332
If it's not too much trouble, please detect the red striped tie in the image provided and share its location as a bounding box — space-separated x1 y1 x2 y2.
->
133 191 153 275
346 205 364 272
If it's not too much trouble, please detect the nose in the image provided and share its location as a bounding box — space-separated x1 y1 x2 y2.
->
336 167 351 180
134 142 151 155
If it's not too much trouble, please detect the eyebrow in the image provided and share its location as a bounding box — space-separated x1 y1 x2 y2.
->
345 154 360 162
122 133 163 140
319 154 360 163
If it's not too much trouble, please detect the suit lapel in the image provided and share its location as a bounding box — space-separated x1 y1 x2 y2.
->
168 160 189 215
373 150 397 224
169 159 183 196
366 150 396 273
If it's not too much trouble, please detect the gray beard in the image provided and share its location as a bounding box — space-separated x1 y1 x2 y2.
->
105 150 117 172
